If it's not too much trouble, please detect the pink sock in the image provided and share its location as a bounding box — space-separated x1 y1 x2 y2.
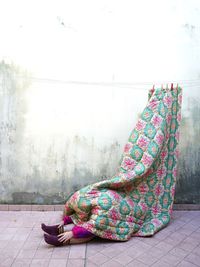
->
63 215 73 225
72 225 94 238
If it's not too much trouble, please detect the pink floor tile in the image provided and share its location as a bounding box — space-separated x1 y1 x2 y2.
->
0 257 14 267
0 210 199 266
192 245 200 256
145 246 166 259
12 258 32 267
125 245 144 259
30 259 50 267
85 260 98 267
34 248 53 259
114 252 133 265
184 253 200 266
151 259 172 267
101 259 123 267
68 244 86 259
177 260 197 267
161 253 182 266
67 259 85 266
88 252 110 265
48 259 68 267
136 252 158 265
169 247 190 259
127 259 148 267
101 247 124 258
51 247 70 258
155 241 174 252
16 248 37 259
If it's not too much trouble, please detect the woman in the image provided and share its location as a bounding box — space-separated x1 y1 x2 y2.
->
42 85 182 246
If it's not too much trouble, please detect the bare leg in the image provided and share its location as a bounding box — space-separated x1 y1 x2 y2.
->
63 223 74 231
44 225 94 246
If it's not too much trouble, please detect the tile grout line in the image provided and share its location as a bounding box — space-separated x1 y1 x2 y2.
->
65 241 72 267
34 220 53 267
1 211 200 267
10 222 35 266
124 214 197 267
149 217 200 267
177 232 200 267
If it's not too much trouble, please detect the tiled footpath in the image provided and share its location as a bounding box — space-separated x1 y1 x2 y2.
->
0 210 199 267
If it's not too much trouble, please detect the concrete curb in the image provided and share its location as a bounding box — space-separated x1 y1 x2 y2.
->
0 204 200 211
0 204 63 211
173 204 200 210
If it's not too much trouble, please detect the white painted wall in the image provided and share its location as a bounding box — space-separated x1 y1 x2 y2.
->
0 0 200 203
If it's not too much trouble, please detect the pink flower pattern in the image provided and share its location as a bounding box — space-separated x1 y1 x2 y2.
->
152 218 162 226
175 130 180 140
137 136 149 150
169 206 173 215
138 183 148 194
122 157 136 170
155 184 164 196
155 132 164 145
164 95 172 107
171 186 176 197
124 142 133 153
177 112 182 122
104 231 114 239
166 114 172 124
140 202 148 211
173 167 178 178
152 115 162 128
178 94 182 105
157 167 166 179
142 153 153 166
152 204 161 215
174 148 180 158
149 99 158 110
135 119 146 131
161 149 168 161
125 170 135 179
110 209 120 220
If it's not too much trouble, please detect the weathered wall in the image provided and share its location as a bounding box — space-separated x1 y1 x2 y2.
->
0 62 200 204
0 62 148 203
176 98 200 204
0 0 200 204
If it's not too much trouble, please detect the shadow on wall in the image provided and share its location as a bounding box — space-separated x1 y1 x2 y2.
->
175 98 200 204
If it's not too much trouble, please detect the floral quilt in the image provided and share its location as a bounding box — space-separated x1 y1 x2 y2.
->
63 86 182 241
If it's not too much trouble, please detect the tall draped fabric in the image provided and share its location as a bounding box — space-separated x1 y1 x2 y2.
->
63 86 182 241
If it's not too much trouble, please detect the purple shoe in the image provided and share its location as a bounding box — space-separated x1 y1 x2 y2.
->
41 223 64 236
44 233 69 246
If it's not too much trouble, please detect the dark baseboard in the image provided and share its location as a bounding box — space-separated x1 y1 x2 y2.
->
0 204 63 211
173 204 200 210
0 204 200 211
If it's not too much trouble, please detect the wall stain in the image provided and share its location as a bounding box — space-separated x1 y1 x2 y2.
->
175 97 200 204
12 192 63 204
